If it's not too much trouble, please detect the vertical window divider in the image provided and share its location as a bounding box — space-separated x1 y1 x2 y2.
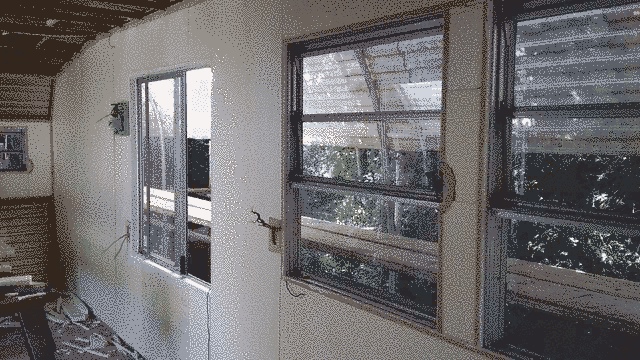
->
141 81 150 256
174 73 188 272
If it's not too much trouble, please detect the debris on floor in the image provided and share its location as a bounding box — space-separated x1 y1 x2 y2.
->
0 291 146 359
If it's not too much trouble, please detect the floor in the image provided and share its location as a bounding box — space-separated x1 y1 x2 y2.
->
0 293 144 360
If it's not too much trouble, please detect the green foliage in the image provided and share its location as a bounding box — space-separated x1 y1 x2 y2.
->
510 221 640 282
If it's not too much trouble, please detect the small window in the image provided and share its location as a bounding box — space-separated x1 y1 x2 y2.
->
485 2 640 358
136 68 212 283
285 17 445 325
0 127 29 172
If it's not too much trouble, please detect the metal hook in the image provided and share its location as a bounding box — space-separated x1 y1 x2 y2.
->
251 209 268 227
251 209 281 246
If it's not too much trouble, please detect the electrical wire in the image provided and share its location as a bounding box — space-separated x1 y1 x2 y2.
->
285 281 305 298
207 288 211 360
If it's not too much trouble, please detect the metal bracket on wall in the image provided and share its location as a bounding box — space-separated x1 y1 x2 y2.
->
251 210 283 253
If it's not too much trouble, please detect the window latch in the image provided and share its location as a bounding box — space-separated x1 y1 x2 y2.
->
251 210 281 246
439 161 456 214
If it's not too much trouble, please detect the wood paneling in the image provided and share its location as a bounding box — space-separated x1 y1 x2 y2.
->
0 74 53 120
0 197 61 288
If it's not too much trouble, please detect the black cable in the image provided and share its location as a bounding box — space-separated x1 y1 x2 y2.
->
285 281 305 298
207 289 210 360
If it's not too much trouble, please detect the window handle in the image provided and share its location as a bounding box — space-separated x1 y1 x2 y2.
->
440 161 456 214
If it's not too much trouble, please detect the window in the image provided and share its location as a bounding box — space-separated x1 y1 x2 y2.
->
484 2 640 358
0 127 30 172
284 17 446 325
136 68 212 283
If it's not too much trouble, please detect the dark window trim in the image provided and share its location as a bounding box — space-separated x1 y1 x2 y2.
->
483 0 640 356
135 67 212 282
284 11 447 327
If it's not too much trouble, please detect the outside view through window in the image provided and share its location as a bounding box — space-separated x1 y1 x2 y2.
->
297 27 443 320
141 68 212 283
499 4 640 358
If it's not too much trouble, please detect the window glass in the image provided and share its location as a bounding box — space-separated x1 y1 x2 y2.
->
186 68 212 283
503 219 640 358
303 34 443 114
511 116 640 214
143 78 177 265
516 4 640 106
290 19 443 325
300 243 438 318
494 2 640 358
303 117 441 191
140 69 212 283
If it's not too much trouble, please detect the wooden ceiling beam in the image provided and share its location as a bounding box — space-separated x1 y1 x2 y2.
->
61 0 153 18
2 5 128 29
0 15 112 35
0 20 98 37
99 0 166 11
0 0 188 77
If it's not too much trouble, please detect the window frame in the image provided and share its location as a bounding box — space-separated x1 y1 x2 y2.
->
283 13 449 328
0 126 30 172
133 66 212 283
482 0 640 356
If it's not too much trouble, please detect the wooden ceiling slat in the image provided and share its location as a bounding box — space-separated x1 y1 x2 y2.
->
0 18 99 37
0 74 52 87
61 0 153 17
2 3 128 28
0 86 51 95
0 113 51 121
0 101 49 108
100 0 167 11
0 0 187 76
0 23 110 39
0 91 51 103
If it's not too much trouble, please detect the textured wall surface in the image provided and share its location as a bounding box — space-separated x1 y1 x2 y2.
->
50 0 493 359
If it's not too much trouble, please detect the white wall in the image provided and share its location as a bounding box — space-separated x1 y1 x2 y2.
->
0 121 52 199
51 0 496 359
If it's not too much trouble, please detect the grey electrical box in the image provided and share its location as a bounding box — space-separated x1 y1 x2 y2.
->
110 101 129 136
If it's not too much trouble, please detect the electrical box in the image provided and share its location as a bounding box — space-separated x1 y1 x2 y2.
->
110 101 129 136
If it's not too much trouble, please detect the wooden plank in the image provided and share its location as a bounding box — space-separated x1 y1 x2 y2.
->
508 258 640 302
63 0 153 17
508 273 640 333
0 90 51 103
0 74 52 88
0 15 107 36
301 217 438 273
0 19 97 37
1 3 127 27
0 207 48 220
0 223 49 237
0 100 50 109
1 217 50 231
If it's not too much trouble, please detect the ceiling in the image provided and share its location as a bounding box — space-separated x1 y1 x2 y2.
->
1 0 185 76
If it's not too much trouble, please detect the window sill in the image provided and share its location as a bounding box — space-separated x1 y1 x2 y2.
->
507 258 640 332
129 252 210 293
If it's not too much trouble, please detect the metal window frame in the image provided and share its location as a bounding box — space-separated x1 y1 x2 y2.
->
135 67 204 274
482 0 640 354
284 13 447 327
0 126 30 172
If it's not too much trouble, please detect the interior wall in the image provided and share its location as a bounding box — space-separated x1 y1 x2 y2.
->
51 0 284 358
50 0 494 359
0 121 52 199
